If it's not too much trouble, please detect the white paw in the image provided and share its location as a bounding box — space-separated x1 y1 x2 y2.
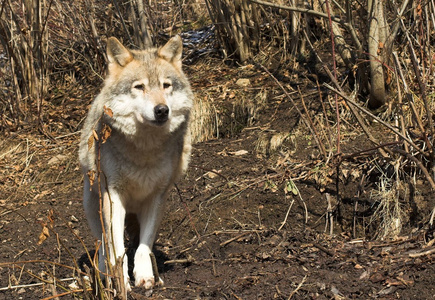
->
134 275 155 289
133 245 159 289
134 274 164 289
133 253 155 289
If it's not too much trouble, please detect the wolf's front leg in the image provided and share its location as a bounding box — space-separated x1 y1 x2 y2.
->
102 189 130 291
134 196 165 289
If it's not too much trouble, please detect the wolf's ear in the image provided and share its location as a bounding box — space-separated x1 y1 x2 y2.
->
158 36 183 68
107 37 133 67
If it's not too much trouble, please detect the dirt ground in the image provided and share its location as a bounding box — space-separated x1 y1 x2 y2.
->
1 59 435 300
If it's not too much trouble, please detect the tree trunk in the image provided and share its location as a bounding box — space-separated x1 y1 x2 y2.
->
135 0 153 49
367 0 386 108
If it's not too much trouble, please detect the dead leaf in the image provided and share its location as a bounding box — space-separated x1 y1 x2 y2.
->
101 123 112 143
359 270 369 280
377 41 384 55
87 170 96 189
37 225 50 245
104 105 113 117
205 169 221 179
47 209 55 227
369 272 385 283
92 130 99 141
87 135 94 150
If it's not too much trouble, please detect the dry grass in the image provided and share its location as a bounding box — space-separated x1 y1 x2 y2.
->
370 175 407 241
190 96 219 143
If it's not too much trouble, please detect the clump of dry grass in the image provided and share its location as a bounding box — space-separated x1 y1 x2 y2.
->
190 96 219 143
369 175 406 241
255 132 290 156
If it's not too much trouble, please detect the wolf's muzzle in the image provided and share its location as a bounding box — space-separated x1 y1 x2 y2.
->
154 104 169 124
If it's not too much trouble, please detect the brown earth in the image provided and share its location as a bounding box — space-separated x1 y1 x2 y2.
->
1 58 435 300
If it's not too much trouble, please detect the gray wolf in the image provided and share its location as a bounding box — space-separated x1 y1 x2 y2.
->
78 36 192 291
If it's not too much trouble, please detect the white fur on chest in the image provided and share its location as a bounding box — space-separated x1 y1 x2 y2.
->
120 158 173 210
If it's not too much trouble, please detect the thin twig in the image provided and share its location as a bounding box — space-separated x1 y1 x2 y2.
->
278 198 295 231
288 275 307 299
0 277 76 291
40 288 93 300
220 232 251 247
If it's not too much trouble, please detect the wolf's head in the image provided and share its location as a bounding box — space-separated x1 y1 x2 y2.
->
101 36 193 136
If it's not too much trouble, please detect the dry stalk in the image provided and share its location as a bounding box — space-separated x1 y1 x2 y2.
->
325 193 334 235
278 198 295 231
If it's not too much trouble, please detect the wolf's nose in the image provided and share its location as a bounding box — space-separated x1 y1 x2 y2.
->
154 104 169 122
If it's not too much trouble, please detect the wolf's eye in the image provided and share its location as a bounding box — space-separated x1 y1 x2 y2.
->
163 82 172 89
134 84 145 91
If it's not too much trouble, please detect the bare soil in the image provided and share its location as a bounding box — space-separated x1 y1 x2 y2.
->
1 59 435 300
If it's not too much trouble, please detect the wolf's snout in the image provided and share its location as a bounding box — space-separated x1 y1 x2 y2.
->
154 104 169 123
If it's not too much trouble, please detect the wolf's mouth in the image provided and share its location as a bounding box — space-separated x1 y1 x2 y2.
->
151 119 168 126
